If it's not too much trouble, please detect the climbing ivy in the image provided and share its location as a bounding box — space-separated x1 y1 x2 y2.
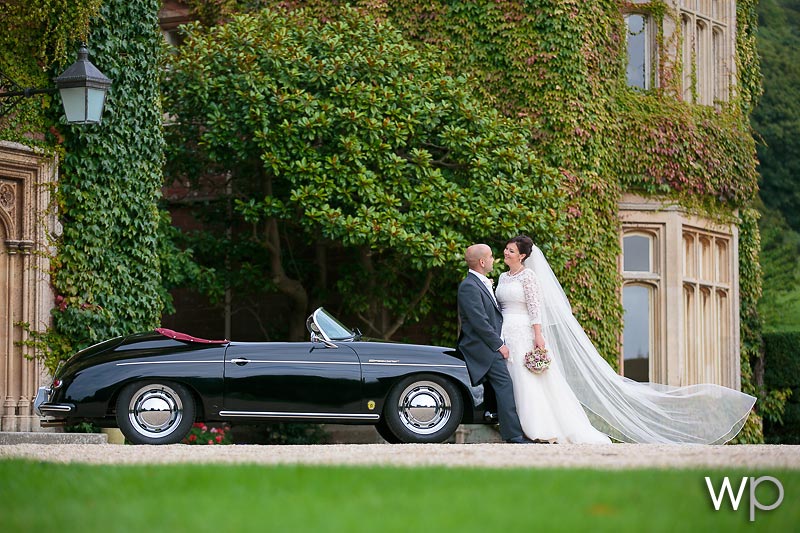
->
384 0 764 441
46 0 167 363
730 207 769 443
187 0 764 439
280 0 760 366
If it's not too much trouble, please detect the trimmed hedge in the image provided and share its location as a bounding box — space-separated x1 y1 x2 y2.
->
763 331 800 443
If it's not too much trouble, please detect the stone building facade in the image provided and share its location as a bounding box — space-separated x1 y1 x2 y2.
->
0 141 57 431
618 1 743 389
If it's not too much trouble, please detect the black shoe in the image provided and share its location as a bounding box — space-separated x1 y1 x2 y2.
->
506 436 535 444
484 411 499 423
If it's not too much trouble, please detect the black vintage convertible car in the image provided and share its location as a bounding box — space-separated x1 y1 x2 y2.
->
35 308 490 444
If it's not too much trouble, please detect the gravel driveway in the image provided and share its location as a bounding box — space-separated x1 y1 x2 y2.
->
2 443 799 470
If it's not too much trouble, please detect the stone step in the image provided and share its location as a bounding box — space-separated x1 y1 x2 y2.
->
0 431 108 445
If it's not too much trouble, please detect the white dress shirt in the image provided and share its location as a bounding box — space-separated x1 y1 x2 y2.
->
468 269 498 307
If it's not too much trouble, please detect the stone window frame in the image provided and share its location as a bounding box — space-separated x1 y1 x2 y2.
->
624 10 658 90
679 0 734 106
618 193 741 390
620 229 662 383
682 226 733 386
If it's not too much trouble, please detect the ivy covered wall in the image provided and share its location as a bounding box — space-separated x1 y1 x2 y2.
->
216 0 752 363
48 0 166 365
175 1 763 349
266 0 765 438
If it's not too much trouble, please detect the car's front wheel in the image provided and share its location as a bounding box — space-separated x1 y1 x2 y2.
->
382 374 463 443
375 418 403 444
116 381 195 445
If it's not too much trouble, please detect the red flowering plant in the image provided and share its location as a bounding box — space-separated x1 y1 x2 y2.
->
182 422 233 445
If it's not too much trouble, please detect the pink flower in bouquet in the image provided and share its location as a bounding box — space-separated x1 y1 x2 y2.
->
523 346 551 374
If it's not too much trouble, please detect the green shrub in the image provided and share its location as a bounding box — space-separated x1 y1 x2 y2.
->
763 331 800 443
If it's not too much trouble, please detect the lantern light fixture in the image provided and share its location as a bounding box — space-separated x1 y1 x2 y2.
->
0 44 112 125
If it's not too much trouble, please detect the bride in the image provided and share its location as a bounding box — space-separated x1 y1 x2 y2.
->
494 235 757 444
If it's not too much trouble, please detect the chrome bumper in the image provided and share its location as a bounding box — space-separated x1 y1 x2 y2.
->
33 386 74 417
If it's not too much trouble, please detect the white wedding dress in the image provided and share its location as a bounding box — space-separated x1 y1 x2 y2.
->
496 268 611 443
494 245 756 445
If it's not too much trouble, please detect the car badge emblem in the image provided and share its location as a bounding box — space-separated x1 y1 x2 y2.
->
367 400 376 410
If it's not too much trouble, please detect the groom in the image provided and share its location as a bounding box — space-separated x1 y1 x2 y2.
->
457 244 530 443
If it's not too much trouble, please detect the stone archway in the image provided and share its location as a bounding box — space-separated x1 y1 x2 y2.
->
0 141 57 431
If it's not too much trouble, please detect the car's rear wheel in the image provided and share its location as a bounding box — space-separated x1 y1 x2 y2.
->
382 374 463 443
116 381 195 445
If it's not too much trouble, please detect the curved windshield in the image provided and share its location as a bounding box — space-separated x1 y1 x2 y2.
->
311 308 356 341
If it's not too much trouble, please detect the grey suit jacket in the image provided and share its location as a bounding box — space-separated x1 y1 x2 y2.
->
457 273 504 386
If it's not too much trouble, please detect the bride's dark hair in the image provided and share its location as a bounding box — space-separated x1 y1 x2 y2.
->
507 235 534 262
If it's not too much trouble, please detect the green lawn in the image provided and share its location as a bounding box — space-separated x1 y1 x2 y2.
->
1 460 796 532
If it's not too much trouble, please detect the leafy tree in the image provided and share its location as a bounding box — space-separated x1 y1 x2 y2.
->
163 7 563 340
752 0 800 332
752 0 800 231
758 206 800 331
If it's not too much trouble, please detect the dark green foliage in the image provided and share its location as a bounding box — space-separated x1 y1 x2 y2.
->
48 0 166 363
163 6 564 340
752 0 800 231
166 1 764 394
762 331 800 443
64 421 102 434
753 0 800 333
731 207 767 443
758 207 800 332
763 332 800 388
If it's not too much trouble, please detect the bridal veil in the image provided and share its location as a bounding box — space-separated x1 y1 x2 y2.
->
525 245 756 444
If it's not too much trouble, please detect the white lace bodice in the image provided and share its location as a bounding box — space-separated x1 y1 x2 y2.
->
495 268 541 325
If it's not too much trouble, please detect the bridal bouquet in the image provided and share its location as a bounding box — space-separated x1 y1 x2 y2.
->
524 346 551 374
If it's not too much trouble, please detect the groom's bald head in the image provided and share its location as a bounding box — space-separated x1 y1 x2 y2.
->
465 244 493 272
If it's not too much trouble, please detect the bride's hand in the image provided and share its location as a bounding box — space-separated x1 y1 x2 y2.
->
534 333 546 350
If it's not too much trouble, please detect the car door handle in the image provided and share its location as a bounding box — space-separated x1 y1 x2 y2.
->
230 358 249 366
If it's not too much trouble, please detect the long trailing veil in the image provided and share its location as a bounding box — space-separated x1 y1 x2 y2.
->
525 244 756 444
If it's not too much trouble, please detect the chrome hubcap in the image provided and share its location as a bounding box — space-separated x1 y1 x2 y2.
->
397 381 451 435
128 384 183 438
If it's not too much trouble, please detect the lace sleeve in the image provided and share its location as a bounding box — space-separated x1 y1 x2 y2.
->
520 269 541 326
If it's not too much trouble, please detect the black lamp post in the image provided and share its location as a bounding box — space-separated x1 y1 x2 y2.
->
0 44 112 125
